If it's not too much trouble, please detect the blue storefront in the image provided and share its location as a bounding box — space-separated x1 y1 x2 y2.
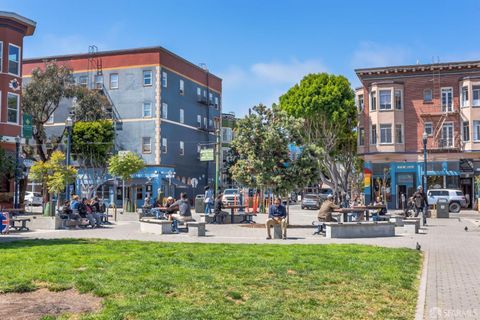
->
364 161 462 209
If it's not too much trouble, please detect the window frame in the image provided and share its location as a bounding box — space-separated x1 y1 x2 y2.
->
143 102 152 118
197 114 202 127
162 103 168 119
7 92 20 124
358 94 364 112
8 43 21 76
379 89 392 110
143 70 153 87
370 124 377 145
110 73 119 89
179 79 184 95
395 124 403 144
94 75 103 89
203 117 207 128
79 75 88 87
0 41 3 73
424 122 433 136
179 108 184 124
441 122 454 147
423 88 433 103
461 86 469 107
463 120 470 142
472 85 480 107
394 89 402 110
358 127 365 146
370 91 377 111
473 121 480 142
162 138 168 153
162 71 167 88
379 123 393 144
142 137 152 154
214 96 219 109
179 141 184 156
441 87 453 112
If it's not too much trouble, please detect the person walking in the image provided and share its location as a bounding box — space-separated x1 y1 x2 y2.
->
265 197 287 240
413 186 428 226
204 186 214 215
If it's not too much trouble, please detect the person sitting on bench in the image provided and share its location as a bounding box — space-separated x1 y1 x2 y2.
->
151 197 174 219
314 194 339 235
167 193 193 231
265 197 287 240
212 193 227 224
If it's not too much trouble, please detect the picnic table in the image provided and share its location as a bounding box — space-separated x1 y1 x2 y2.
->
10 217 30 231
333 205 387 222
223 205 254 224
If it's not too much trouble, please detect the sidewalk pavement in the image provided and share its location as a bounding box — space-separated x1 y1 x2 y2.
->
1 207 479 319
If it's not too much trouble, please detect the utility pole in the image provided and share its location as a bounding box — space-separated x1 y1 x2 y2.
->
14 136 21 209
215 129 220 195
65 116 73 201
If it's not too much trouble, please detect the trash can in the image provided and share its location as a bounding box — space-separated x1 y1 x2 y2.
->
436 198 449 218
195 195 205 213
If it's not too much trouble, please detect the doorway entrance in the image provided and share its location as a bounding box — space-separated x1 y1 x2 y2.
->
460 177 473 208
396 172 416 209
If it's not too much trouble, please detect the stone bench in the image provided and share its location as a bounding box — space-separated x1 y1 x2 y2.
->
187 222 206 236
401 219 420 234
389 216 405 227
140 218 173 235
325 222 395 238
200 213 254 224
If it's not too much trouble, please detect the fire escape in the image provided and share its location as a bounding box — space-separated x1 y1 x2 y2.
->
420 64 462 153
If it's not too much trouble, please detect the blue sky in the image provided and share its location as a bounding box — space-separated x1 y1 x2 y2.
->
3 0 480 116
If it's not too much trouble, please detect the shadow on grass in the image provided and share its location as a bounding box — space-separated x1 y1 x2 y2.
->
0 238 94 250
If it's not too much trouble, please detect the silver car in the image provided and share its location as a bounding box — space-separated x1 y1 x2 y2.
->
301 194 320 210
427 189 467 213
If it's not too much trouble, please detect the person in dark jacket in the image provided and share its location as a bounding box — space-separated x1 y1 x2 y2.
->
413 186 428 225
79 198 96 227
212 193 227 224
265 197 287 240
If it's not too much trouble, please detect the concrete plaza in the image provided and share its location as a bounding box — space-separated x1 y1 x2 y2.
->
1 205 480 320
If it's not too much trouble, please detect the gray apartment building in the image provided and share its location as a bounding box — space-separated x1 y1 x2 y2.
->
23 47 222 207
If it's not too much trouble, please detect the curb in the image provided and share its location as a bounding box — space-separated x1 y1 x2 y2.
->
415 250 429 320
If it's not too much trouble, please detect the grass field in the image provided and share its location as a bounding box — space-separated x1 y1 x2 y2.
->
0 239 421 319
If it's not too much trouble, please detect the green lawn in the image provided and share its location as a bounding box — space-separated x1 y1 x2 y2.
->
0 240 421 320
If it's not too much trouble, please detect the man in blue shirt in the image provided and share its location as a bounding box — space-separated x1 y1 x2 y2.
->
266 197 287 240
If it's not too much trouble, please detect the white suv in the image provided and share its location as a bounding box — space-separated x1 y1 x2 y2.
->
427 189 467 213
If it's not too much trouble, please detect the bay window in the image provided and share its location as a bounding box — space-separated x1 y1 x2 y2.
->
379 90 391 110
380 124 392 144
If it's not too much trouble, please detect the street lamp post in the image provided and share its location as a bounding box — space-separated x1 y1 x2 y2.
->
422 131 428 193
215 129 220 196
14 136 21 209
65 116 73 201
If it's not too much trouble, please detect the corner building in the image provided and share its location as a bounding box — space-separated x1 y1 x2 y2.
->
23 47 222 205
356 60 480 209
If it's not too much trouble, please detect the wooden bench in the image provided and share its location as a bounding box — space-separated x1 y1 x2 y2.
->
10 218 30 231
325 222 395 238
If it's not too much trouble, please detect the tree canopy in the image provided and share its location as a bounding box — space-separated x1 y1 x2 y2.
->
279 73 358 195
108 152 145 182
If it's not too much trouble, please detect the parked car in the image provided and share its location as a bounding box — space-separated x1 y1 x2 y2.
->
25 191 43 206
318 188 333 201
427 189 467 213
222 188 240 206
301 194 320 210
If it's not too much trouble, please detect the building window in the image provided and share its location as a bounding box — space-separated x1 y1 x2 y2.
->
358 94 364 111
179 79 184 94
110 73 119 89
441 123 454 147
209 92 213 105
179 141 184 155
441 88 453 112
379 90 392 110
222 127 233 143
197 144 201 153
143 102 152 118
162 103 168 119
8 44 20 75
197 87 201 97
395 124 403 143
142 137 152 154
380 124 392 144
424 89 433 103
47 113 54 124
370 91 377 111
94 75 103 89
143 70 152 86
474 121 480 142
7 93 19 124
473 86 480 107
215 96 219 109
394 90 402 110
79 76 88 87
461 86 469 107
370 124 377 145
162 71 167 88
179 108 184 123
197 114 201 127
162 138 167 153
203 117 207 128
0 42 3 72
463 121 470 142
424 122 433 136
358 127 365 146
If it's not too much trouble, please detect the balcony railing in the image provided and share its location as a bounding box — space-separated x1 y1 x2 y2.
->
428 137 462 152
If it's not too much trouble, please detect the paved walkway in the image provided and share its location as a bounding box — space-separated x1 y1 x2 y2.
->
1 208 480 319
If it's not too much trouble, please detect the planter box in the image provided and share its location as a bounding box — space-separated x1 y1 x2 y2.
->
325 221 395 238
140 219 173 234
29 215 63 230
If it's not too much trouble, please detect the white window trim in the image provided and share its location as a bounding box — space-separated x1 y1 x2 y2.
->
142 137 152 154
8 43 21 76
473 121 480 142
180 79 184 94
110 73 119 89
442 121 455 147
472 84 480 107
162 138 168 153
370 124 377 145
424 122 433 136
0 41 3 73
143 70 153 87
395 123 404 144
394 89 403 110
441 87 453 112
179 141 184 156
423 88 433 103
7 92 20 124
462 120 471 142
379 89 392 111
358 127 365 146
143 102 152 118
179 108 184 124
461 85 469 108
370 91 377 111
162 103 168 119
379 123 393 145
197 114 201 126
162 71 167 88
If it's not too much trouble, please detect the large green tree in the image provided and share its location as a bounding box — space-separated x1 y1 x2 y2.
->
230 104 318 211
72 120 115 198
279 73 358 196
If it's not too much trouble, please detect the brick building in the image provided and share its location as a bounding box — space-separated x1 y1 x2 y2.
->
23 47 221 206
356 60 480 209
0 11 35 207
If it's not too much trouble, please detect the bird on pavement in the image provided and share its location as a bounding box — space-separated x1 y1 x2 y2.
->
416 242 421 251
465 226 468 232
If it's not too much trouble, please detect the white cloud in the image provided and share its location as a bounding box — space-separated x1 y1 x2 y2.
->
351 42 412 69
251 59 326 84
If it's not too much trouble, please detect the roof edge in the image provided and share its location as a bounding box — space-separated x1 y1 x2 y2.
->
355 59 480 75
0 11 36 35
